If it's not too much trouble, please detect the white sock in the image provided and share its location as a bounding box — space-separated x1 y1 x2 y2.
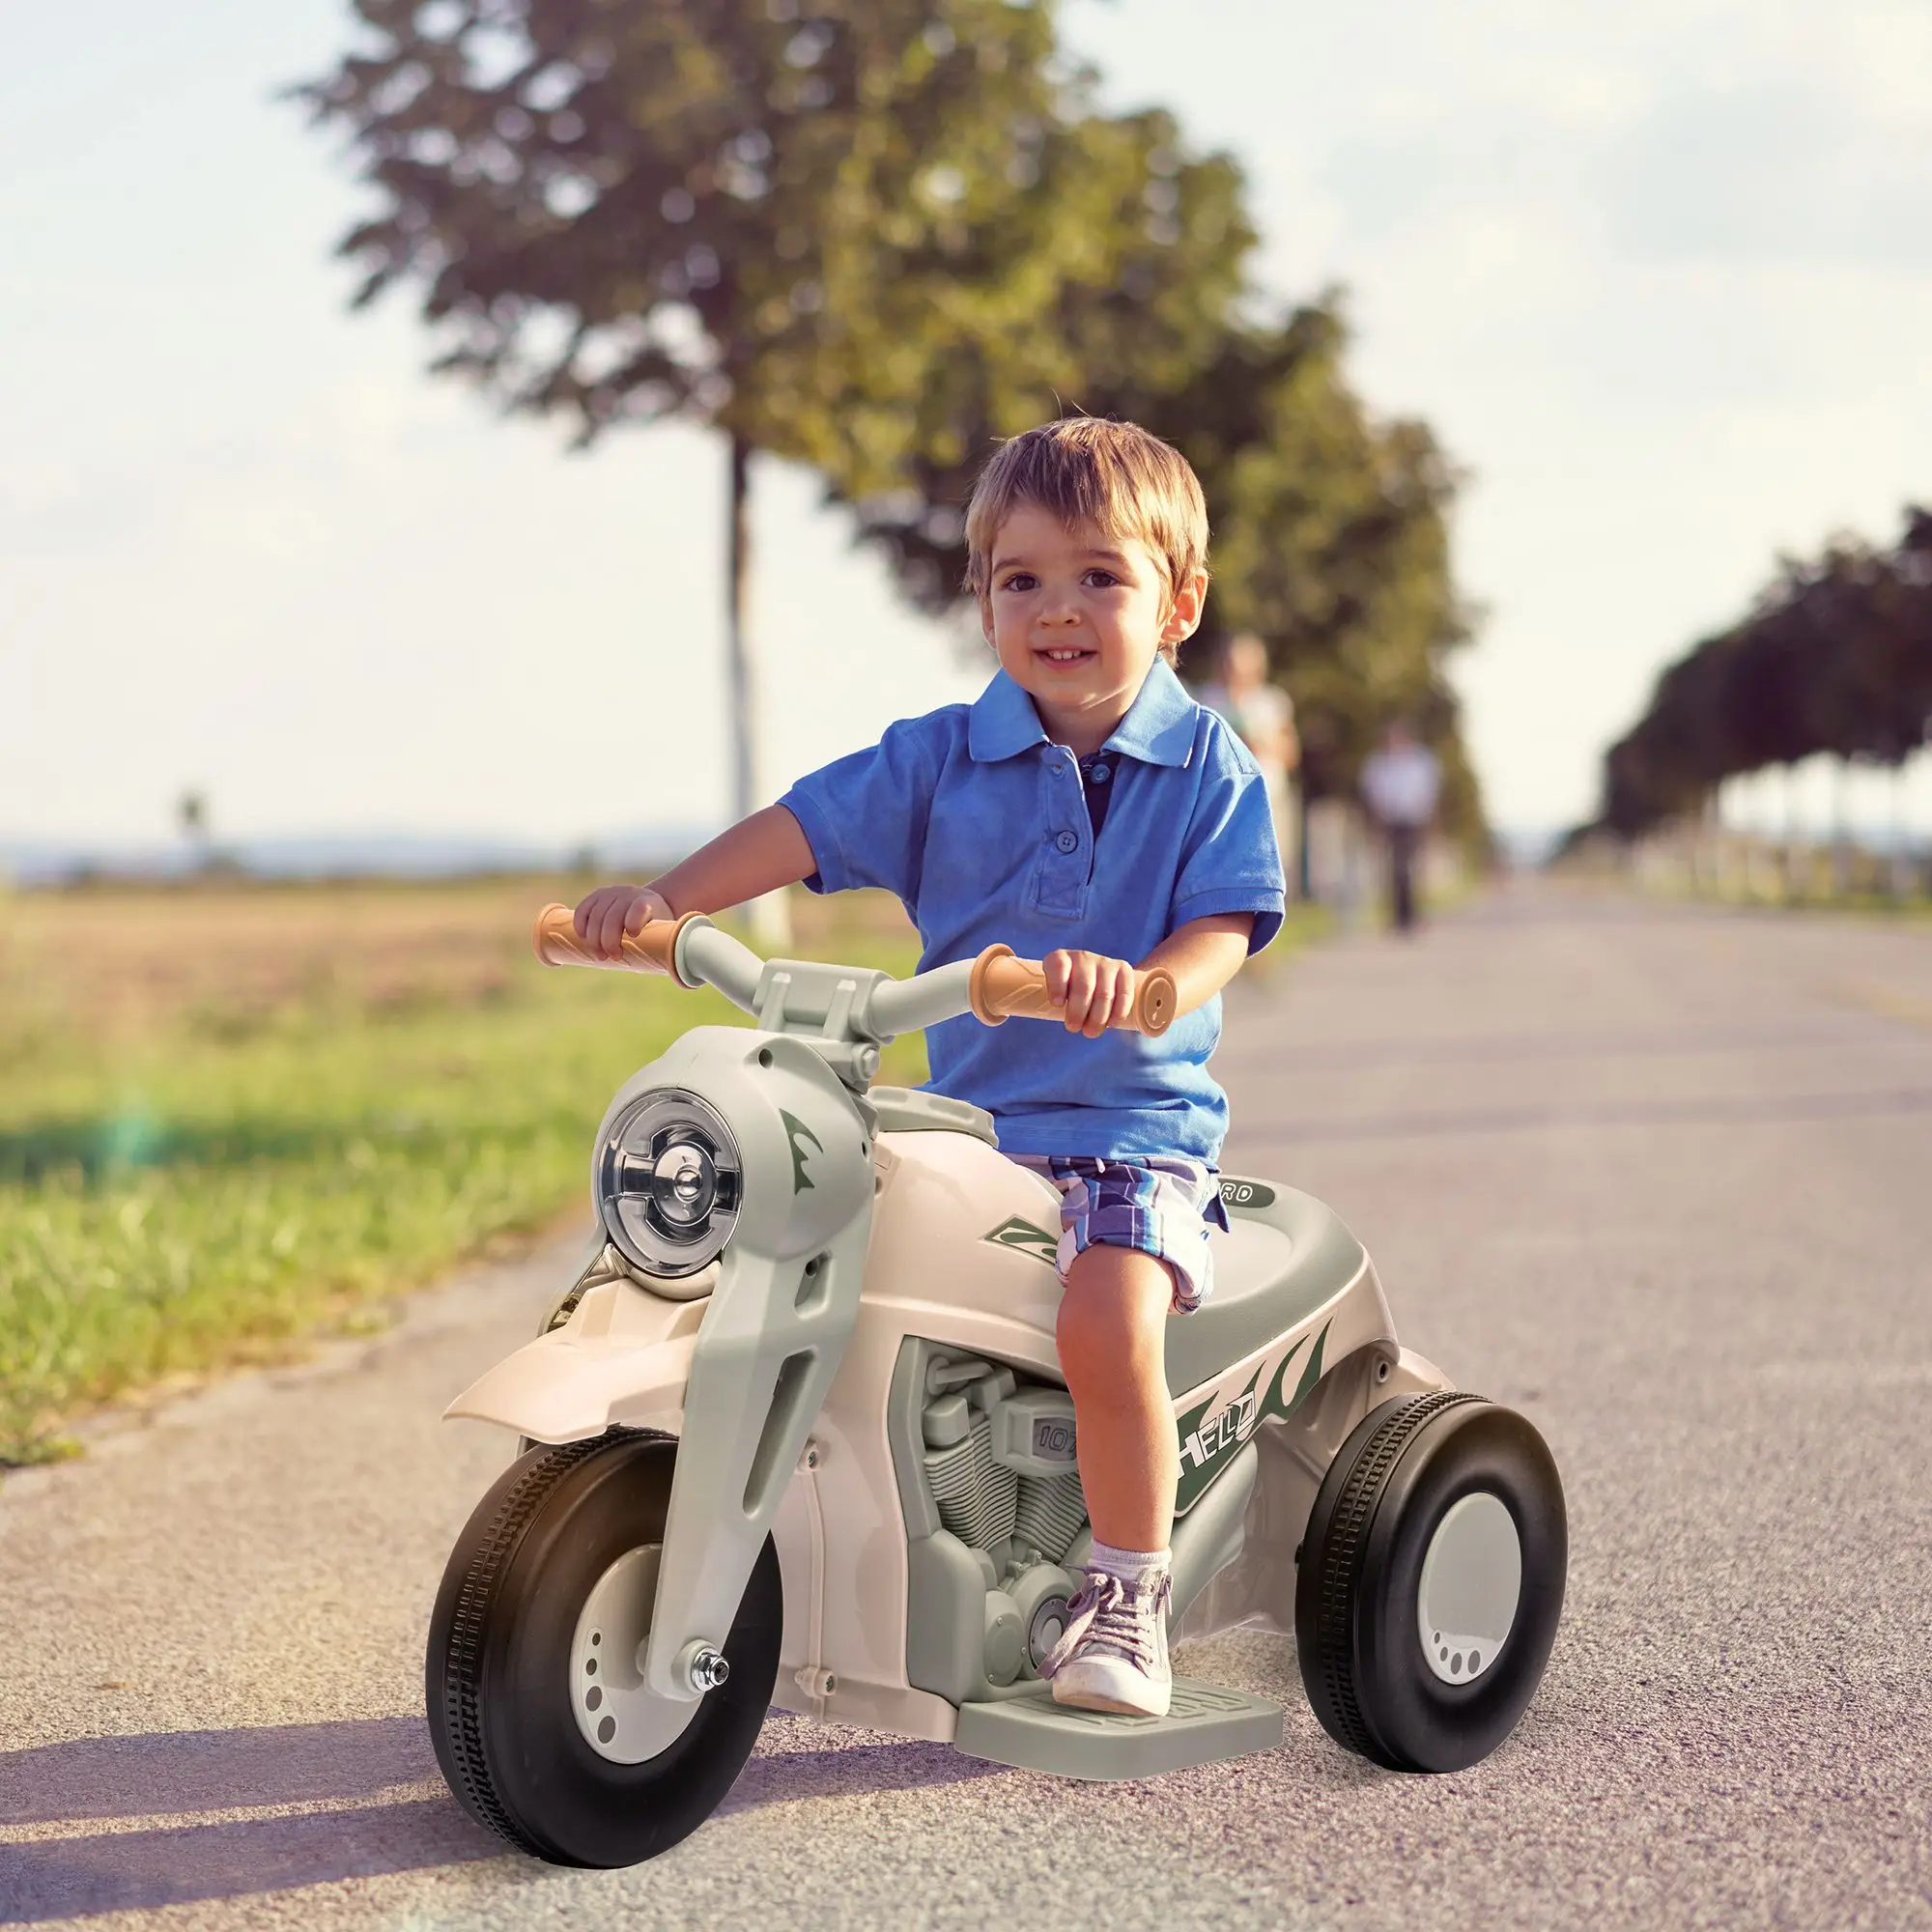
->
1089 1539 1171 1584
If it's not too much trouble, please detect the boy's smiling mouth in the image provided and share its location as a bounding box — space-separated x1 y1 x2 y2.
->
1037 644 1096 665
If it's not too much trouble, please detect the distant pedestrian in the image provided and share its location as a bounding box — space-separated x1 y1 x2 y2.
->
1196 633 1301 897
1361 721 1440 931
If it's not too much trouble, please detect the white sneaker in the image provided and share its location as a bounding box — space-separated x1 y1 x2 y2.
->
1039 1566 1174 1718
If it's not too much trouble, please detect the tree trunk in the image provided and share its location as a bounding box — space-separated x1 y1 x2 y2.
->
1831 756 1852 898
1890 760 1911 899
725 434 754 828
724 433 792 950
1781 761 1803 900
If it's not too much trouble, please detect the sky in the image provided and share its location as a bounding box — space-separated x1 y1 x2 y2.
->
5 0 1931 858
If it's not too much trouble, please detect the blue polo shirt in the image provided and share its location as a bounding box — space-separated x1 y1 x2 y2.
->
778 658 1286 1162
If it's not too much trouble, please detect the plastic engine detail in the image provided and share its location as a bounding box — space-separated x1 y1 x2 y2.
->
913 1352 1089 1685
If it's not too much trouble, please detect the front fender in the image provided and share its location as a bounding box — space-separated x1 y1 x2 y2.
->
442 1279 705 1442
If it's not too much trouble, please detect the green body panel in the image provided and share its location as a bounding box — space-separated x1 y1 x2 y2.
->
1163 1177 1367 1397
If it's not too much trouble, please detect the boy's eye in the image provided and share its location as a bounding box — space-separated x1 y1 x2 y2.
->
999 572 1037 592
1082 569 1121 588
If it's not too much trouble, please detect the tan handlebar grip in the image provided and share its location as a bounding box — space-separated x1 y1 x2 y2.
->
967 944 1177 1037
532 903 704 984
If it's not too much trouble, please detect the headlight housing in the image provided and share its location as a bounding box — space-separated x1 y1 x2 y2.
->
596 1089 743 1279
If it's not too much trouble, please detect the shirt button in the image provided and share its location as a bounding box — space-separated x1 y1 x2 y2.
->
1055 831 1079 854
1090 763 1111 782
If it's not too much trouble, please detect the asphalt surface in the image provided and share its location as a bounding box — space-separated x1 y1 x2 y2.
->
3 880 1929 1931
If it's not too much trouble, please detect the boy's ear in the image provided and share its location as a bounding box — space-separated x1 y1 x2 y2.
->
1161 568 1210 647
978 591 997 648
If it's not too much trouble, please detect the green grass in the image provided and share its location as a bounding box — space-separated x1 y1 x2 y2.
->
0 903 923 1465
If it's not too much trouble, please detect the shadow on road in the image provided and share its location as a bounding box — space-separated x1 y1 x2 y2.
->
0 1717 1014 1920
0 1717 436 1824
721 1735 1010 1815
0 1719 503 1923
0 1797 499 1923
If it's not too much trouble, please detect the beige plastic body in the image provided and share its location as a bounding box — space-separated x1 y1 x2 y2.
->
444 1127 1452 1744
444 1275 710 1438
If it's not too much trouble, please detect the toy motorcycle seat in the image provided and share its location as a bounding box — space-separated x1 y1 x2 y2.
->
1163 1179 1370 1397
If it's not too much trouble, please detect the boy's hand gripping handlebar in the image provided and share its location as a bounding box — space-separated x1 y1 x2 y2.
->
530 904 1176 1037
533 903 710 980
962 943 1175 1036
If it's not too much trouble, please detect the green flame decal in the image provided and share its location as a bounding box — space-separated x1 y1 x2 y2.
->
1173 1318 1331 1515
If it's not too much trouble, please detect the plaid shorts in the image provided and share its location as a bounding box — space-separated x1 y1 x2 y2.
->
1007 1154 1231 1315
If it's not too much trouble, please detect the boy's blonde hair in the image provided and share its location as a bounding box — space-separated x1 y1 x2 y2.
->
964 416 1209 662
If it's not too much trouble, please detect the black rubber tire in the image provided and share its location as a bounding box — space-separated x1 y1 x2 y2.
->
1295 1392 1566 1774
427 1430 782 1867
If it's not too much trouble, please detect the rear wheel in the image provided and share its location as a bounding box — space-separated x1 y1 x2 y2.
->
427 1430 781 1866
1295 1392 1566 1773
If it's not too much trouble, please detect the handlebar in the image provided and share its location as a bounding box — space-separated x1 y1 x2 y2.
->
532 904 709 980
964 944 1175 1035
531 905 1175 1038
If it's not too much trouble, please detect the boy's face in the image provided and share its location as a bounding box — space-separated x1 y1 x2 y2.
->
979 502 1207 753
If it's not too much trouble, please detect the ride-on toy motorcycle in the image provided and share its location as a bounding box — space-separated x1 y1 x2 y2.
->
427 907 1567 1868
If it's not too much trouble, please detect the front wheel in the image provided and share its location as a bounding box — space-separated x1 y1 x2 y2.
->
427 1430 781 1866
1295 1392 1566 1773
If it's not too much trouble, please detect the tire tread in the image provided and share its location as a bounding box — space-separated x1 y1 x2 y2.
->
1311 1392 1485 1763
437 1436 618 1854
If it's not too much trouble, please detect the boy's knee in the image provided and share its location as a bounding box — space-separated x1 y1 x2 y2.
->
1054 1272 1105 1368
1056 1245 1168 1376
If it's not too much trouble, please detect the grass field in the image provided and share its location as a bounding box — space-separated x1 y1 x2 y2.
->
0 880 1328 1466
0 880 926 1465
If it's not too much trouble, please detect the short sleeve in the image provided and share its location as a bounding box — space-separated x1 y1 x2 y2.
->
778 715 943 906
1170 728 1288 953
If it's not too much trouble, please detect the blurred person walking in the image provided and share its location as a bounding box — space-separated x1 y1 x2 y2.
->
1361 720 1440 932
1197 633 1302 896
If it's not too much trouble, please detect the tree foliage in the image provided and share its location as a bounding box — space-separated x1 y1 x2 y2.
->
298 0 1077 456
1598 509 1932 837
299 0 1482 835
835 281 1482 836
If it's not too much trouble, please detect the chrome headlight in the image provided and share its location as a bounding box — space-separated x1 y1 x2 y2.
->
596 1089 743 1279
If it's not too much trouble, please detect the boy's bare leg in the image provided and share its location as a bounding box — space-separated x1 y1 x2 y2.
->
1055 1243 1177 1552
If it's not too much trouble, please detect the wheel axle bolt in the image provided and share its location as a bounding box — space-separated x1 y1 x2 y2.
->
684 1644 731 1693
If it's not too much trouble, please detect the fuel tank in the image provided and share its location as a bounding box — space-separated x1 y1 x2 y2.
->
860 1126 1067 1378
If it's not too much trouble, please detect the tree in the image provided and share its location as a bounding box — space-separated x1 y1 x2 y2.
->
300 1 1488 869
829 277 1484 839
1167 316 1481 840
176 790 211 870
805 99 1258 599
297 0 1071 895
1591 507 1932 841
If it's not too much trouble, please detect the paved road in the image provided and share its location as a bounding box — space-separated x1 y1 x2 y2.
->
4 883 1929 1930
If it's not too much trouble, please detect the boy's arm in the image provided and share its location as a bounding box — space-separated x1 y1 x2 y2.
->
1042 913 1256 1037
1140 913 1256 1018
574 806 815 958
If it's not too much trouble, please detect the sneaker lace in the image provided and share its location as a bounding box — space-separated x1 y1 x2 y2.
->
1039 1569 1173 1679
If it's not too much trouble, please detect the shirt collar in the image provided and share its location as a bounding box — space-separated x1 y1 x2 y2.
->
967 669 1050 762
967 657 1199 767
1101 657 1199 767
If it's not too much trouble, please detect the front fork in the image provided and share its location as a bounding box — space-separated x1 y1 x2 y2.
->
639 1208 872 1700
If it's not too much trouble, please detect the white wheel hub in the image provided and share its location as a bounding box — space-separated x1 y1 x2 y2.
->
1416 1492 1521 1685
571 1544 703 1764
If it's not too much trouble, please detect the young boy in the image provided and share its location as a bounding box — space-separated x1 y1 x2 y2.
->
575 416 1285 1717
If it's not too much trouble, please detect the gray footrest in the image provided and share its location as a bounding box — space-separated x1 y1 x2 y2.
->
952 1679 1283 1780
